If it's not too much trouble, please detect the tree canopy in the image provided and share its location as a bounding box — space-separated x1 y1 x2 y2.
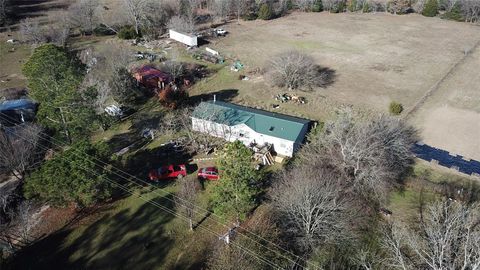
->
22 44 96 143
23 140 112 207
210 141 260 220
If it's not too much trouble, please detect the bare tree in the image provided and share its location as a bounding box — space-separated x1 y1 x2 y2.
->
19 15 70 46
82 43 135 107
381 222 414 270
271 164 354 252
231 0 252 22
266 51 334 91
388 0 411 14
461 0 480 22
176 176 199 231
208 207 290 269
167 15 196 34
0 0 9 25
46 12 71 46
0 124 43 180
300 109 417 203
296 0 318 11
142 1 176 40
19 18 46 45
175 106 227 154
122 0 148 35
17 201 35 244
383 200 480 270
161 50 185 83
323 0 346 12
412 0 426 13
212 0 232 23
68 0 100 34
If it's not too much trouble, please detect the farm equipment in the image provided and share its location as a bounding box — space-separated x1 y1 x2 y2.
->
274 93 306 104
230 61 244 72
192 52 224 64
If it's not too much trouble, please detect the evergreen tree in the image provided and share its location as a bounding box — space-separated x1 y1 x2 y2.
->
443 2 463 21
211 141 260 220
22 44 97 143
313 0 323 12
24 140 112 207
422 0 438 17
348 0 358 12
258 3 273 20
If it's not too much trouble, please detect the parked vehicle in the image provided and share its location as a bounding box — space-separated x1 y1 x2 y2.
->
149 165 187 181
104 105 123 117
197 167 219 181
213 29 227 36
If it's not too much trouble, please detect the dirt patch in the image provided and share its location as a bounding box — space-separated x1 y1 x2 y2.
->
411 44 480 160
213 12 480 114
195 12 480 159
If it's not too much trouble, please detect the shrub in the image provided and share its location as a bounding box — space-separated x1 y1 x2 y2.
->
442 3 464 21
389 101 404 115
422 0 438 16
348 0 358 11
313 0 324 11
387 0 411 14
93 24 116 36
242 12 258 20
258 3 273 20
362 1 370 12
267 51 335 91
117 25 138 40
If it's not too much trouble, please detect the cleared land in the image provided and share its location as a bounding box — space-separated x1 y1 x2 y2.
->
196 12 480 159
410 45 480 160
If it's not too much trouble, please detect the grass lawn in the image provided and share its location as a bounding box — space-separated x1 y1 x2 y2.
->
387 161 478 224
0 42 31 89
12 183 222 270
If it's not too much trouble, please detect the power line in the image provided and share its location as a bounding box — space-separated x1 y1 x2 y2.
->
0 113 285 270
0 102 315 268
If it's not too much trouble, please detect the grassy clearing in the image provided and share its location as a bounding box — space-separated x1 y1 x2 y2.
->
387 162 478 224
0 43 31 89
13 184 222 270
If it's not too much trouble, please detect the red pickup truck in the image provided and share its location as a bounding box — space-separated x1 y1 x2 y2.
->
149 164 187 181
197 167 219 181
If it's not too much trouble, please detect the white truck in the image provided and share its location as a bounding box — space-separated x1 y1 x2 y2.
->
169 29 198 47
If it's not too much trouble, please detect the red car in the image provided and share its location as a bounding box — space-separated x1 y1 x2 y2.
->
149 165 187 181
197 167 219 181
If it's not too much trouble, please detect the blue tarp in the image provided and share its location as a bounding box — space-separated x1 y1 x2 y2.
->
0 99 37 112
413 143 480 176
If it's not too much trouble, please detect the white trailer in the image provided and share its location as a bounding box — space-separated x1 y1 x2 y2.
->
169 29 198 47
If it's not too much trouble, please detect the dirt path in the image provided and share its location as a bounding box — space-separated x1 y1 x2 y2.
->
404 39 480 119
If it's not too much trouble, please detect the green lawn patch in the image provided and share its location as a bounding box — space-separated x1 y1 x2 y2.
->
11 185 221 270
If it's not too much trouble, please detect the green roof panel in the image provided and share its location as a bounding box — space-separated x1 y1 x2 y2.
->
192 101 310 142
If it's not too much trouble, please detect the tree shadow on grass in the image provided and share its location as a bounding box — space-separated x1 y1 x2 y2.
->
189 89 239 106
317 66 336 88
10 194 178 270
2 0 72 28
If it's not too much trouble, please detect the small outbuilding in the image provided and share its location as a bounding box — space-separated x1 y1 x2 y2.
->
191 100 311 157
169 29 198 47
132 65 172 91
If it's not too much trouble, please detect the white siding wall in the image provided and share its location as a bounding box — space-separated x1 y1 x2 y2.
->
169 29 198 46
192 118 296 157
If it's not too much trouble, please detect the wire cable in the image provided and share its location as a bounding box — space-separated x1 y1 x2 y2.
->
0 108 314 269
0 114 285 269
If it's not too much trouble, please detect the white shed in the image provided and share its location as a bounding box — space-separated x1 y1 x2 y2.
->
169 29 197 47
191 101 311 157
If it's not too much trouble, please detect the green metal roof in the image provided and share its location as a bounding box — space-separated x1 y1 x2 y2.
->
192 101 310 142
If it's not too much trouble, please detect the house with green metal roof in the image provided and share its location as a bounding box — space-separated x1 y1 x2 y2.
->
191 100 311 157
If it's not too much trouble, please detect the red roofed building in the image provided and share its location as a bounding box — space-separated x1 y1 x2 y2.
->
132 65 172 91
